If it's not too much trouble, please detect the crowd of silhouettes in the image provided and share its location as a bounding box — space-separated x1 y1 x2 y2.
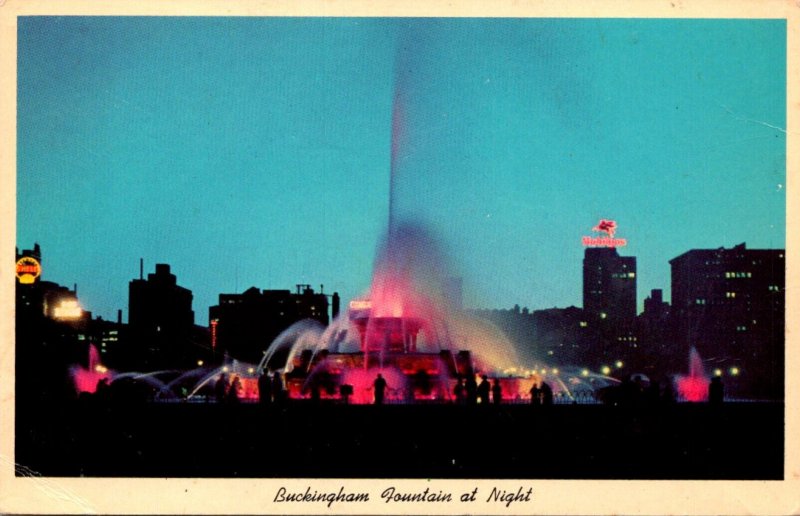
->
597 375 725 407
253 370 285 405
529 380 553 406
451 373 505 406
90 368 727 408
213 372 245 403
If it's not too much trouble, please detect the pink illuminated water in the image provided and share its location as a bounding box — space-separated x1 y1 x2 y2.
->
339 367 408 404
71 344 111 394
676 347 708 402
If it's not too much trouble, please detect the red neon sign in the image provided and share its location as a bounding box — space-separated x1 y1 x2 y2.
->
210 319 218 349
592 219 617 238
583 220 627 248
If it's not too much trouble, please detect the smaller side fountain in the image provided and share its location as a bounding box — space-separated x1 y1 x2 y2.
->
70 344 111 394
676 346 709 402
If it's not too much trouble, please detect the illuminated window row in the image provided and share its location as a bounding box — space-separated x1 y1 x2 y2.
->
725 272 752 279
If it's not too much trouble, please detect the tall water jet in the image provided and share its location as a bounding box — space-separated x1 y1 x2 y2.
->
249 33 532 403
676 346 709 402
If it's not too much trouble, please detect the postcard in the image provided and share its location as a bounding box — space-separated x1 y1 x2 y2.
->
1 1 798 514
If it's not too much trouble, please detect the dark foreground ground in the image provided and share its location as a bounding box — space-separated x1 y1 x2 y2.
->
15 401 783 479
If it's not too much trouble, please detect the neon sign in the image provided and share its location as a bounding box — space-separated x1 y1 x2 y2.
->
53 299 82 320
349 300 372 311
582 219 627 248
593 219 617 238
210 319 219 349
16 256 41 284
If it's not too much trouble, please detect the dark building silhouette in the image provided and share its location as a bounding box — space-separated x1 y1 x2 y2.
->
209 284 333 364
670 243 784 399
531 306 600 366
128 263 199 370
636 289 675 374
643 289 669 319
583 247 637 323
16 244 44 317
16 244 91 325
583 247 638 365
16 244 96 402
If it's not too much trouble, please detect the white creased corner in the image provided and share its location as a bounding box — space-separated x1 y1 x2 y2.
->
2 455 96 514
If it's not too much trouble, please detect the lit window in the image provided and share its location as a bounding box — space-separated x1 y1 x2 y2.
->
628 272 635 278
579 321 588 328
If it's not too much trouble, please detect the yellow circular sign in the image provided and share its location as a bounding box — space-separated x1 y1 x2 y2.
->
16 256 41 284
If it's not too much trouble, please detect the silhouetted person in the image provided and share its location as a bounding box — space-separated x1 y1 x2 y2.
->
227 376 241 403
272 372 284 404
340 384 353 404
373 373 387 405
258 371 271 406
214 373 228 403
477 375 490 405
453 377 465 404
709 376 724 405
465 373 478 406
310 382 321 404
492 379 502 405
540 381 553 405
529 383 541 405
94 378 110 403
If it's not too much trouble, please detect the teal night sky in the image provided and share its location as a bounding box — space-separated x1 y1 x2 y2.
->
17 17 786 325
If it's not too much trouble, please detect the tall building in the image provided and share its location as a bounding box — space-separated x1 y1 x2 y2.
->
583 247 637 323
669 243 784 399
128 263 197 370
16 244 43 316
582 247 638 367
209 284 334 364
